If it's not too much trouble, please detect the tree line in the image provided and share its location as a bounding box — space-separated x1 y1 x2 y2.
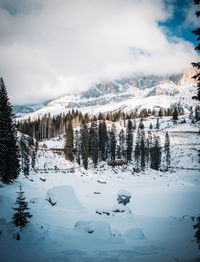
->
64 118 171 172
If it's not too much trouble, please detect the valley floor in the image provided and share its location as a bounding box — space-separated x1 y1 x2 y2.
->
0 117 200 262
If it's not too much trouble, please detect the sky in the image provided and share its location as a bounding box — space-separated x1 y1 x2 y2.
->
0 0 199 105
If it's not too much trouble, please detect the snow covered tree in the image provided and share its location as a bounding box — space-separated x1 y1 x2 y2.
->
74 130 81 165
12 184 32 229
133 119 137 130
0 78 20 183
126 120 133 161
164 132 170 171
65 119 74 162
191 0 200 100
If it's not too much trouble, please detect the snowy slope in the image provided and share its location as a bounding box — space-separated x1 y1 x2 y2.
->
0 116 199 262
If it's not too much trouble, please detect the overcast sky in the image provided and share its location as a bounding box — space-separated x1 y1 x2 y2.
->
0 0 199 104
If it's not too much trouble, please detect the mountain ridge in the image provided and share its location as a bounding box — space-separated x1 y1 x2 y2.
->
14 68 198 119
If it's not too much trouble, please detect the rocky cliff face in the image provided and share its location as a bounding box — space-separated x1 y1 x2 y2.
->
178 68 197 86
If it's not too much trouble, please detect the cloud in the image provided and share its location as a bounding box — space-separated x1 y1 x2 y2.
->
0 0 198 104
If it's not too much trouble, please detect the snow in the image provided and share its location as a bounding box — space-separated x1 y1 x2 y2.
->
74 220 112 240
123 228 145 240
18 82 199 120
45 185 86 211
112 203 132 214
0 115 200 262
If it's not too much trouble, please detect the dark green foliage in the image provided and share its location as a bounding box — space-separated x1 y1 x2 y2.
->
119 129 126 160
138 119 144 129
150 135 161 171
134 130 141 168
149 122 153 129
12 184 32 229
0 78 20 183
126 120 133 161
110 124 116 161
20 134 30 176
140 132 145 170
98 121 108 161
89 120 99 166
81 121 89 169
173 108 178 121
65 120 74 162
192 0 200 100
156 118 160 129
164 132 170 171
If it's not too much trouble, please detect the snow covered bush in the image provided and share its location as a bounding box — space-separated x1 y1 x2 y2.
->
112 204 131 214
117 190 131 205
74 220 112 240
45 185 86 211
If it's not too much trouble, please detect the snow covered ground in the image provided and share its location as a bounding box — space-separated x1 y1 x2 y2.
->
0 117 200 262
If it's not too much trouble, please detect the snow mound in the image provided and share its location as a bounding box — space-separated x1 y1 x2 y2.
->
112 203 131 214
124 228 145 240
45 185 86 211
30 197 49 206
74 220 112 240
117 189 131 205
112 229 122 237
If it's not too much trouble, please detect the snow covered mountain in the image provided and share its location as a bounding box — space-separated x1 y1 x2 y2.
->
16 68 198 119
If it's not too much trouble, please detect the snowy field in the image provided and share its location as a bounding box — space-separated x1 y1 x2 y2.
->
0 117 200 262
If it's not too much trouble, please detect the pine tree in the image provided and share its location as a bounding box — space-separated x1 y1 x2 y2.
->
20 134 30 176
119 129 126 160
12 184 32 229
138 118 144 129
81 121 89 169
89 120 98 166
74 130 81 165
0 78 20 183
98 121 107 161
150 135 161 171
164 132 170 171
140 131 145 170
134 130 141 169
156 118 160 129
126 120 133 161
173 108 178 121
110 124 116 161
191 0 200 100
65 119 74 162
149 122 153 130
